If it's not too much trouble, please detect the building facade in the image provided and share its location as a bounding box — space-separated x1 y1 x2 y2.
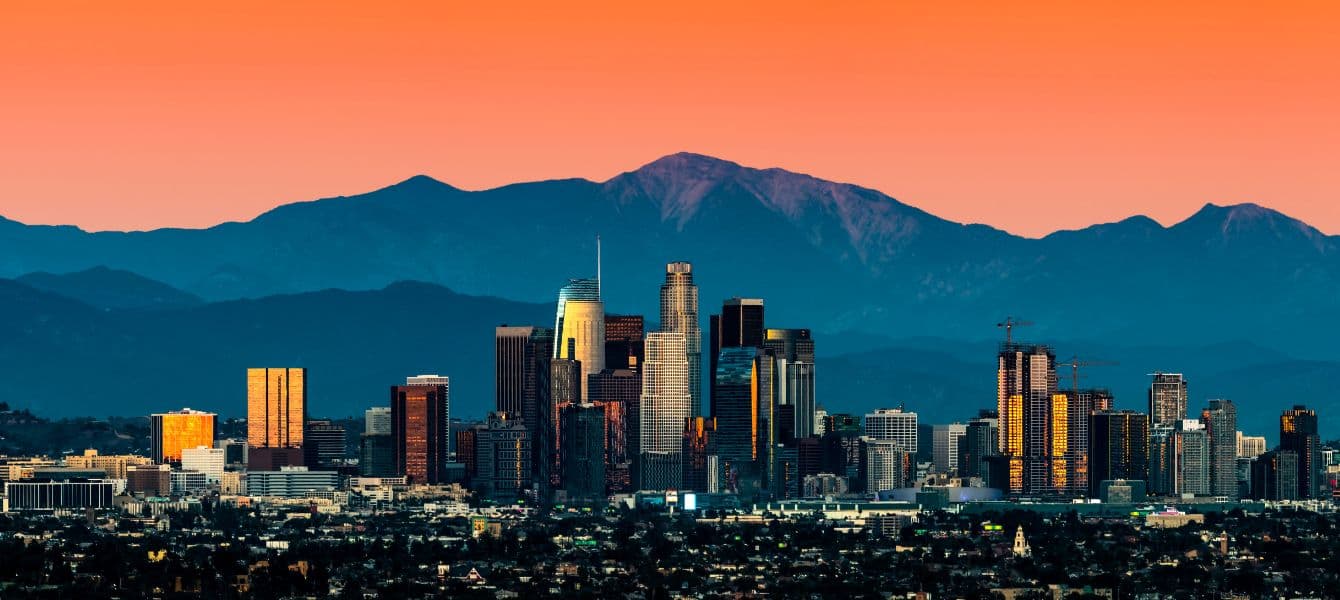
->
640 332 690 490
247 368 307 470
391 380 450 484
659 262 702 416
150 408 217 464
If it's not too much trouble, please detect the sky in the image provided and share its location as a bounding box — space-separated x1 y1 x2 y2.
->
1 1 1337 237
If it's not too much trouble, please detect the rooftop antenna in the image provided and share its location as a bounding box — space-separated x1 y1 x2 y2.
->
596 234 602 298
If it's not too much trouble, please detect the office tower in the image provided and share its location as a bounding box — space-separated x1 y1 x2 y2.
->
553 278 604 402
1178 420 1212 496
916 423 934 464
391 380 449 484
126 464 172 496
604 315 645 372
864 408 918 452
713 347 763 480
1089 410 1149 497
247 367 307 470
772 445 800 499
1252 449 1300 500
1149 373 1188 426
1237 432 1267 458
797 436 823 480
931 423 968 475
709 298 765 391
821 415 864 488
863 439 912 493
959 411 999 480
215 438 248 468
456 427 478 482
473 412 532 502
765 328 817 439
149 408 217 464
1054 388 1109 497
304 419 346 469
496 326 555 427
682 416 718 492
365 407 391 436
548 358 582 489
660 262 703 416
997 344 1062 495
589 368 639 492
560 403 606 501
1202 399 1239 498
640 332 690 490
360 432 395 477
1279 405 1321 499
1148 425 1179 496
181 446 225 483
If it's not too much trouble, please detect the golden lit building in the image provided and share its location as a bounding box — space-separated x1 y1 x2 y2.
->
247 368 307 470
67 449 154 478
150 408 217 464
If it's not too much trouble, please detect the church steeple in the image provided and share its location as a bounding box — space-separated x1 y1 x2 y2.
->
1012 525 1031 557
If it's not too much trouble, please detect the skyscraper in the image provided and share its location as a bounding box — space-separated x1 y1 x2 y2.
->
548 358 582 489
997 344 1062 495
496 325 540 415
863 439 912 493
660 262 702 416
1202 399 1239 499
588 368 639 492
473 412 531 502
709 298 765 384
1279 405 1321 499
959 410 999 481
1088 410 1149 497
247 368 306 470
149 408 217 464
391 378 450 484
864 408 918 453
365 406 391 435
554 278 604 402
560 403 606 502
931 423 968 475
1149 373 1188 426
303 419 346 469
1178 419 1212 496
640 332 690 490
682 416 718 492
1148 425 1179 496
713 346 763 482
604 314 645 372
1252 449 1300 501
765 328 817 439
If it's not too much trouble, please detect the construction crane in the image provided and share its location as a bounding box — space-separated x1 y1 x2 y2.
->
1056 356 1119 392
996 317 1034 345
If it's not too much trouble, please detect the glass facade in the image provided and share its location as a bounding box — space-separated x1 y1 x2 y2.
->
150 409 217 464
391 382 449 484
246 367 306 451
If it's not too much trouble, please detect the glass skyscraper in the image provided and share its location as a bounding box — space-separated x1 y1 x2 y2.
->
1149 373 1188 427
639 332 689 490
554 278 604 402
659 262 702 416
246 367 306 470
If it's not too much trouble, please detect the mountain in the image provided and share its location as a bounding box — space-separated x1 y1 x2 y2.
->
0 278 551 419
17 266 202 310
0 152 1338 359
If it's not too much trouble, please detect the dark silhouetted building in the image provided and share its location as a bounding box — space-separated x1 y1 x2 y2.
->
604 314 645 372
474 412 531 502
360 433 394 477
682 416 717 492
304 419 346 469
589 368 639 492
1279 405 1321 499
709 297 764 406
1089 410 1149 498
1252 449 1300 501
560 403 606 501
959 410 999 481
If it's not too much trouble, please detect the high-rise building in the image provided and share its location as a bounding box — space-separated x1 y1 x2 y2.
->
682 416 718 492
554 278 604 402
247 368 307 470
604 315 645 372
303 419 346 469
473 412 532 502
1149 373 1188 426
765 328 817 439
1148 425 1179 496
640 332 690 490
713 346 763 481
1237 432 1267 458
365 407 391 436
821 416 864 489
1178 420 1212 496
1251 449 1300 501
709 298 765 396
181 446 226 483
1089 410 1149 497
1279 405 1321 499
548 358 582 489
496 325 556 449
560 403 606 501
1202 399 1239 498
360 433 395 477
931 423 968 475
588 368 639 492
660 262 702 416
863 439 912 493
391 379 450 484
864 409 918 452
959 411 999 481
149 408 216 464
997 344 1065 495
215 438 247 468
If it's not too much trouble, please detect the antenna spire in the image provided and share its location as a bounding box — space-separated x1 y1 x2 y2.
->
596 234 602 298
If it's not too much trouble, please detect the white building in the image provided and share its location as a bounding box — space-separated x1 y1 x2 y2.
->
246 466 339 498
932 423 968 475
365 407 392 436
864 408 918 452
640 332 689 489
181 445 225 483
864 439 910 493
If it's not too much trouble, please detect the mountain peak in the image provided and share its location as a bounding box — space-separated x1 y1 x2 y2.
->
1173 202 1328 252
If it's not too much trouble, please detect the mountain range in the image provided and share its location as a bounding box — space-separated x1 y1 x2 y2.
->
1 152 1337 437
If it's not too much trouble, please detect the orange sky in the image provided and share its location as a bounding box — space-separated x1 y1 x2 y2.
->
1 1 1337 236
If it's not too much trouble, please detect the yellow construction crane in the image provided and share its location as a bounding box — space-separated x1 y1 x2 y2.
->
996 317 1034 345
1056 356 1119 392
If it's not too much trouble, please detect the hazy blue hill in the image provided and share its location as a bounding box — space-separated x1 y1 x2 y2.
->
17 266 202 310
0 279 552 419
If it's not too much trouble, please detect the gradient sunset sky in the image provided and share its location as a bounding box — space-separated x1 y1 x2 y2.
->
2 1 1336 236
